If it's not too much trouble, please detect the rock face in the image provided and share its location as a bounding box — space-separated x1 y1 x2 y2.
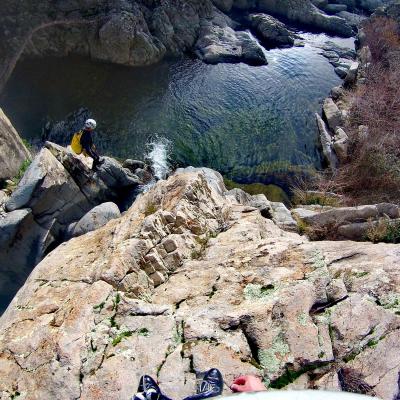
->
0 108 31 182
0 0 365 92
257 0 353 37
0 142 151 314
195 23 267 65
0 0 214 91
247 13 296 47
0 168 399 399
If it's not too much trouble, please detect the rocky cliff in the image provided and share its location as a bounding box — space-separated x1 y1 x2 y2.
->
0 167 399 399
0 141 154 315
1 0 379 92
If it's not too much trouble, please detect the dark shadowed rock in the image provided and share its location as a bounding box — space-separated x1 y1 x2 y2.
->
95 157 141 189
123 159 146 171
316 113 339 170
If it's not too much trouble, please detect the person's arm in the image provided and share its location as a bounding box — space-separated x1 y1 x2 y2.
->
231 376 266 393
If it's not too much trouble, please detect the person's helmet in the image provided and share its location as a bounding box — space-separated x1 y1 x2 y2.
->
84 119 97 130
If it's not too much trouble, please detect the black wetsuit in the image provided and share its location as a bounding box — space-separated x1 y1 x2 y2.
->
80 129 101 168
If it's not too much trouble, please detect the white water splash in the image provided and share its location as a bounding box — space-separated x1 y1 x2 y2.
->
141 137 171 192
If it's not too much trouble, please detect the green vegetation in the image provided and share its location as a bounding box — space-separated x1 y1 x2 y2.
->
144 202 158 217
191 232 218 260
269 363 322 389
366 219 400 244
112 331 132 346
137 292 153 303
138 327 150 337
297 312 308 327
223 178 290 204
10 159 31 187
292 188 340 207
22 138 32 151
258 334 290 374
93 302 105 311
109 315 118 329
378 292 400 314
112 293 121 310
172 322 184 346
243 283 277 301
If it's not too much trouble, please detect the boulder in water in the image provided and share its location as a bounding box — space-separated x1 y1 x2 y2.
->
195 23 268 66
247 13 296 47
1 140 153 312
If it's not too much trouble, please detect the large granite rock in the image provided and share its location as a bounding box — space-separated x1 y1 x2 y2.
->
0 108 31 182
247 13 296 47
0 169 399 399
0 0 215 91
0 142 151 314
0 0 365 91
195 23 267 65
323 98 344 131
68 201 121 238
257 0 353 37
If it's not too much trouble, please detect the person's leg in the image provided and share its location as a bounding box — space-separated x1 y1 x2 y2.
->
183 369 223 400
86 147 101 170
132 375 173 400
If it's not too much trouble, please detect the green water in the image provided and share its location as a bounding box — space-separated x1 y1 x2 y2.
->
0 33 353 188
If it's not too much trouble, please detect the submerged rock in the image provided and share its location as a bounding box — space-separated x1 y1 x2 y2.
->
0 169 399 399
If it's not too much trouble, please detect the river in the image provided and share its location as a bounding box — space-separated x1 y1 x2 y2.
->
0 32 354 190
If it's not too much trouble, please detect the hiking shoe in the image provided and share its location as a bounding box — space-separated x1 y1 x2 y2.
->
134 375 161 400
184 368 223 400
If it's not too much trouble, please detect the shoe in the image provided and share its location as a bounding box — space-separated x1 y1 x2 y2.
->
184 369 223 400
134 375 161 400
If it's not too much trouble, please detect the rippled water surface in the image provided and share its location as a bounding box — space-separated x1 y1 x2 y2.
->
1 33 354 185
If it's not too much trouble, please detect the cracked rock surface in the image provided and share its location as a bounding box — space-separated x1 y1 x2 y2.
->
0 169 399 399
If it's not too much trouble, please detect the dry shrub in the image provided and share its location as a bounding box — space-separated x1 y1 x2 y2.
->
338 368 376 396
331 16 400 204
366 217 400 243
291 172 344 207
363 16 400 62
